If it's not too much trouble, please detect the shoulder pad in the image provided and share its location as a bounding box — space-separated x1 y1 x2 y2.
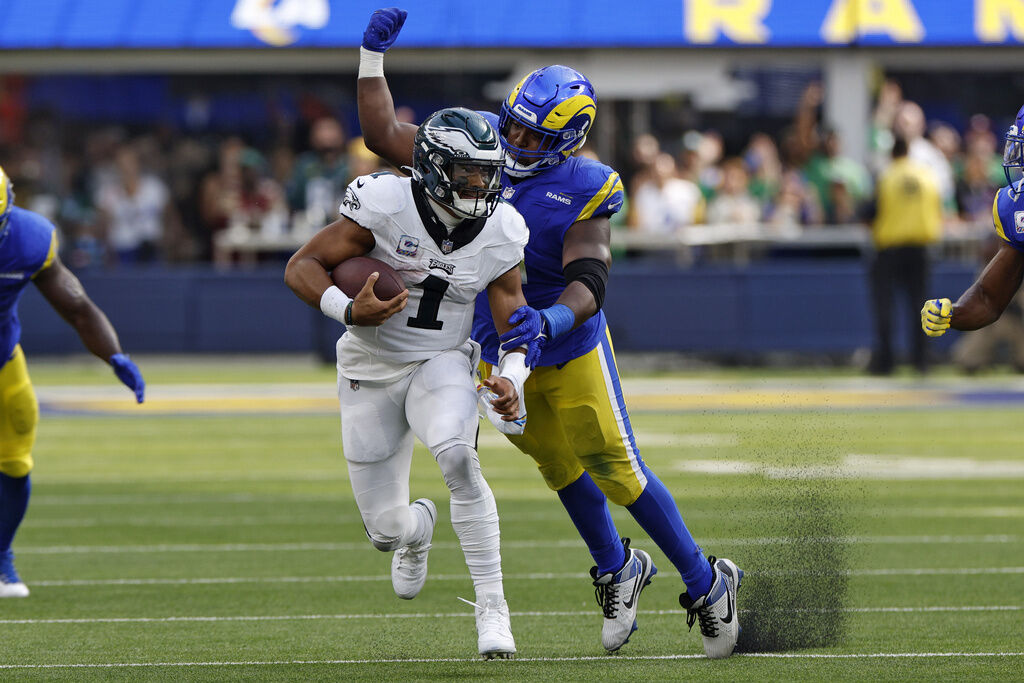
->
342 173 409 216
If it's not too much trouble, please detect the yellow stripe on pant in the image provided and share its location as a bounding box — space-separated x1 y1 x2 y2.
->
479 327 646 505
0 345 37 478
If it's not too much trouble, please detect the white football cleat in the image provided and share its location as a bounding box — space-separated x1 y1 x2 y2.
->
390 499 436 600
472 594 516 660
0 550 29 598
477 385 526 436
590 538 657 652
679 556 743 659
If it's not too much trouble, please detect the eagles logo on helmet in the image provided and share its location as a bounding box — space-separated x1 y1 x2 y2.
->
498 65 596 178
412 108 505 220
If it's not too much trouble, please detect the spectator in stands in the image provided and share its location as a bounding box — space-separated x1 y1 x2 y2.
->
765 170 822 228
629 152 704 235
287 116 349 227
956 151 1000 224
94 144 179 264
893 101 955 210
744 132 782 213
705 157 760 226
198 136 245 259
867 135 943 375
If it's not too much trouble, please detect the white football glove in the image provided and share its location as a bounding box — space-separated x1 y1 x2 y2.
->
477 384 526 436
921 298 953 337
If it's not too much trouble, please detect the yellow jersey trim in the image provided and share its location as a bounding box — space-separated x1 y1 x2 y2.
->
31 232 58 279
574 172 623 223
993 188 1009 242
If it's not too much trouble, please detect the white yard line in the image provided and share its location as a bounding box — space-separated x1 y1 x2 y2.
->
23 567 1024 588
14 534 1019 554
0 652 1022 669
0 606 1019 625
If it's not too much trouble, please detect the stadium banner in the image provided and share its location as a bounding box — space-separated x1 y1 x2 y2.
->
1 0 1022 49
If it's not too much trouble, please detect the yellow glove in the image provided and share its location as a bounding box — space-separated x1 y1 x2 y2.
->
921 298 952 337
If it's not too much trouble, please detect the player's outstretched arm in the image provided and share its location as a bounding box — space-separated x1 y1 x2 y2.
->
284 217 407 326
357 8 418 170
33 255 145 402
943 241 1024 332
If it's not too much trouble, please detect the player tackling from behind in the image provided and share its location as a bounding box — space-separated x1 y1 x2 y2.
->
358 8 742 659
285 108 541 659
923 104 1024 342
0 165 145 598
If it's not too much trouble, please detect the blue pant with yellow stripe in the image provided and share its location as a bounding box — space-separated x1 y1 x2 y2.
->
482 328 712 592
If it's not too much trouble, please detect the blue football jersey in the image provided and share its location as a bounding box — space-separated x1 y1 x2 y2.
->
992 183 1024 251
472 112 625 366
0 207 58 364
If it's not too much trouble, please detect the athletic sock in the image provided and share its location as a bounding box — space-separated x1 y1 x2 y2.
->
0 473 31 552
626 465 712 596
557 472 625 574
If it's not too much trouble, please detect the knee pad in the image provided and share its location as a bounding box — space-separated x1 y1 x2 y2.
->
435 444 484 498
1 383 37 478
7 383 38 436
365 505 413 552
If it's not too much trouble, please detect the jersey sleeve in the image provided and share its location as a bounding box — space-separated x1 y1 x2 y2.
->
571 162 625 224
485 205 529 284
28 217 58 278
337 173 407 236
992 186 1024 252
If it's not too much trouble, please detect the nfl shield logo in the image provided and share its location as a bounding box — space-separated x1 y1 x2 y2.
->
501 186 516 201
441 239 454 254
397 235 419 256
1015 211 1024 234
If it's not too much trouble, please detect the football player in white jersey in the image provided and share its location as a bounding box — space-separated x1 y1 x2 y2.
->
285 108 538 659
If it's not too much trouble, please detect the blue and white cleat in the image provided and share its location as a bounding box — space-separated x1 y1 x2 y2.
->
590 538 657 652
391 499 436 600
679 556 743 659
0 549 29 598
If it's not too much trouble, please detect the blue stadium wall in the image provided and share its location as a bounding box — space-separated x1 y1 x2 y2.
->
16 261 974 359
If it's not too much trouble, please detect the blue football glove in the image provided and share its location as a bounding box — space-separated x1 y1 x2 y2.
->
110 353 145 403
362 7 408 52
498 305 546 368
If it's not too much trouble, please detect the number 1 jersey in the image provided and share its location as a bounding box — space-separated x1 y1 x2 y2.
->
336 172 528 381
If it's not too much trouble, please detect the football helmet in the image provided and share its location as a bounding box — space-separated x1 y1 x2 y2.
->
413 107 504 219
1003 104 1024 192
0 165 14 242
498 65 596 177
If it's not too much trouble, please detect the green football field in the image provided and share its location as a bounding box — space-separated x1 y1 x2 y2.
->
2 357 1022 681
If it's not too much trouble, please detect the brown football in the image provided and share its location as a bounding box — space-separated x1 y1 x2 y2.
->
331 256 406 300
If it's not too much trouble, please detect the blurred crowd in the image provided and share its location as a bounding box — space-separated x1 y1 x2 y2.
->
0 107 393 268
0 79 1010 268
623 81 1007 240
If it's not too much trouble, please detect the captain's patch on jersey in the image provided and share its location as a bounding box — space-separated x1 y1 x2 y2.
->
1015 211 1024 233
396 235 419 256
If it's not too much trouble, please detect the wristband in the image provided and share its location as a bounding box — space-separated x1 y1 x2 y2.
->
358 47 385 79
497 350 530 396
540 304 575 340
320 285 353 324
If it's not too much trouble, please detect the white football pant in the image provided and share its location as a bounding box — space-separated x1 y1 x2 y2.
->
341 342 504 599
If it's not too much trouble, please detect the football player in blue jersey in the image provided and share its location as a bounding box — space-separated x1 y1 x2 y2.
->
357 8 742 658
0 166 145 598
923 104 1024 338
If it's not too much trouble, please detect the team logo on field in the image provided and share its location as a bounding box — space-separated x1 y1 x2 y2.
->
501 186 516 201
396 235 419 256
341 187 360 211
428 258 455 275
1015 211 1024 234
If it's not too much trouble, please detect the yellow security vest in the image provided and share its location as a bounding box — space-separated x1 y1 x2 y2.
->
872 157 943 250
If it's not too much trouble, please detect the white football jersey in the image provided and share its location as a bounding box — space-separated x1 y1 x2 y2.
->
336 172 528 381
